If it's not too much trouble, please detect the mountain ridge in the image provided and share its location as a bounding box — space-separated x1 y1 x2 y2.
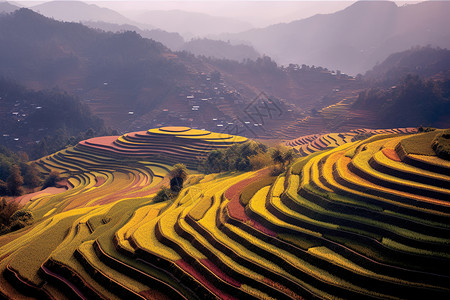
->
30 0 154 29
220 1 450 75
131 9 253 38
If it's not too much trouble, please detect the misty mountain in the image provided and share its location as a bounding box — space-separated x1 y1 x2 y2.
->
222 1 450 75
0 8 170 85
365 46 450 86
27 1 256 61
180 39 260 62
30 0 149 28
83 21 185 50
83 21 260 62
133 9 253 38
0 1 19 14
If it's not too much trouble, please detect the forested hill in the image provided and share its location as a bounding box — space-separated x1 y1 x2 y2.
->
354 74 450 128
0 78 111 159
0 8 174 87
0 8 195 131
364 46 450 86
353 47 450 129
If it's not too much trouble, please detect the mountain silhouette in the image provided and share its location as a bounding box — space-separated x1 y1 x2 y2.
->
222 1 450 75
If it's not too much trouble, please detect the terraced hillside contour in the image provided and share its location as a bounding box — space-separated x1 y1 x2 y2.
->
1 127 449 299
77 127 248 170
285 127 417 156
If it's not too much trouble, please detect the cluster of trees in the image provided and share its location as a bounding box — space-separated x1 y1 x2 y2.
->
154 164 188 203
198 141 267 173
0 146 42 196
203 54 346 82
154 143 297 204
270 146 296 175
432 129 450 160
199 141 296 175
0 145 64 198
0 199 34 235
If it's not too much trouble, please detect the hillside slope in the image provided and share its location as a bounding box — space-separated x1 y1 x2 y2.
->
0 127 449 299
0 78 107 156
364 46 450 85
0 9 363 141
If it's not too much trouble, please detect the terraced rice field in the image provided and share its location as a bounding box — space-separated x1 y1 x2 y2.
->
1 127 449 299
273 97 380 139
285 127 417 156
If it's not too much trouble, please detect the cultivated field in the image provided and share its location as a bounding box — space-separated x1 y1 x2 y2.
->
0 127 449 299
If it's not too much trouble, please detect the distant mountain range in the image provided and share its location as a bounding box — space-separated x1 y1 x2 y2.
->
0 1 18 14
83 21 260 62
0 5 448 147
28 1 253 38
3 1 449 75
30 0 150 28
9 1 259 62
221 1 450 75
180 39 260 62
131 9 253 38
0 8 359 139
82 21 186 50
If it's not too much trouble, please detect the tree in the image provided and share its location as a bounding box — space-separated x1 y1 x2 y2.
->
248 152 272 170
22 163 41 188
0 179 7 195
0 198 21 235
0 198 18 226
42 171 61 190
31 138 49 159
270 147 297 175
169 164 188 193
270 148 285 165
153 186 174 203
205 150 225 173
6 164 23 196
8 209 34 232
235 157 250 171
283 149 296 166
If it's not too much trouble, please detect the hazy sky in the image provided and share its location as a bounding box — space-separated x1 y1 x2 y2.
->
13 1 424 27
